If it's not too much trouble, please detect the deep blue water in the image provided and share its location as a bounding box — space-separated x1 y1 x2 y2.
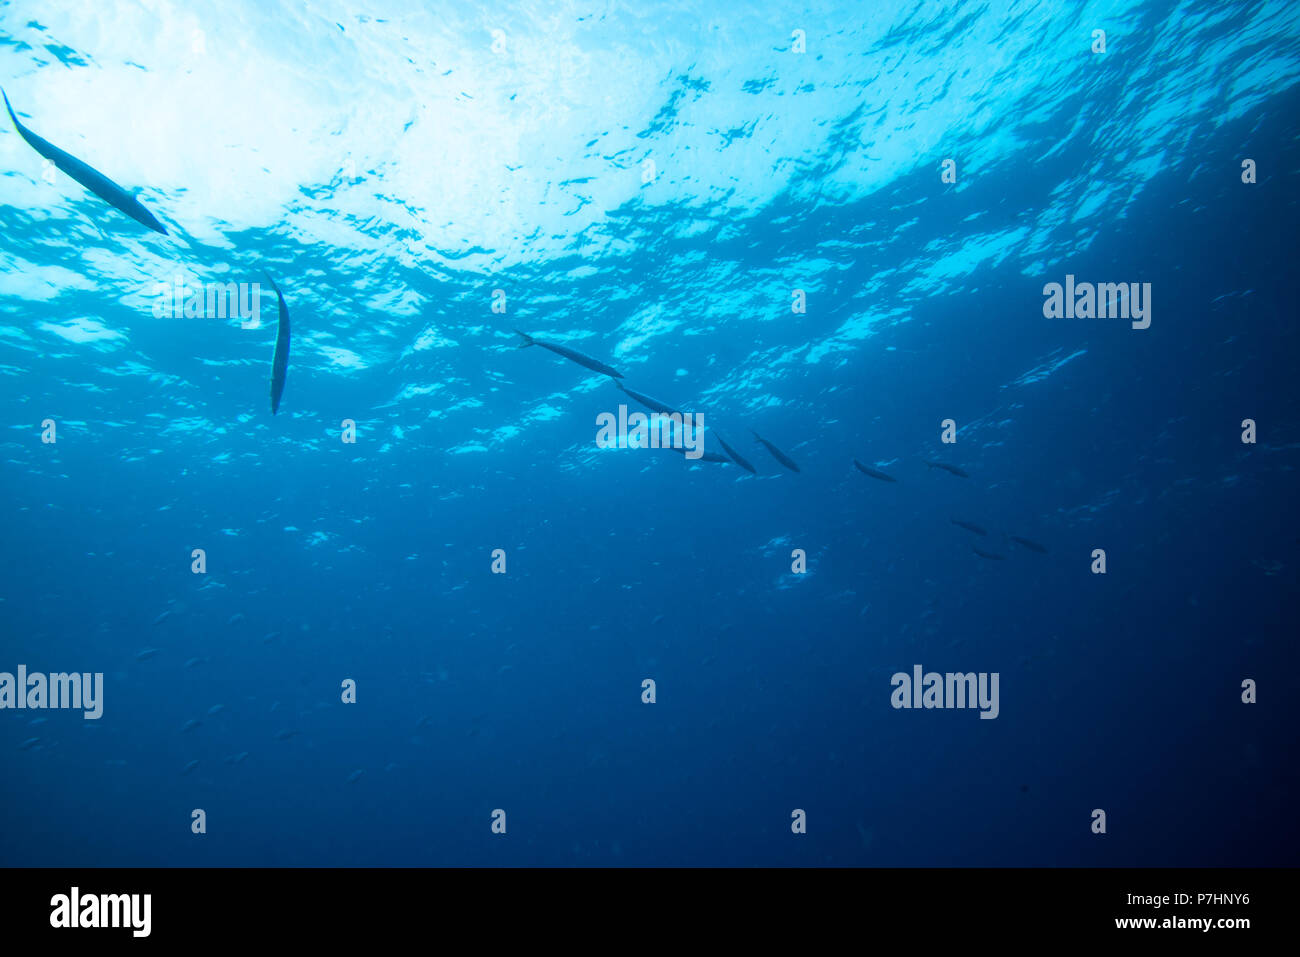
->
1 1 1298 867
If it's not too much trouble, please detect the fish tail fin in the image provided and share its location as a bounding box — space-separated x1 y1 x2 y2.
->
2 88 20 129
514 329 534 349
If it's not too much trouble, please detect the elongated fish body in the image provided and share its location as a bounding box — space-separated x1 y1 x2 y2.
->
1010 536 1048 554
266 275 290 415
615 380 681 416
951 518 988 537
712 431 757 474
659 424 727 463
3 89 168 235
926 460 970 478
669 445 731 464
752 431 800 472
515 330 622 379
972 546 1006 561
853 459 897 482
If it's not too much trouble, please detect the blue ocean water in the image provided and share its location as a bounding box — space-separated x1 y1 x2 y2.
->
1 1 1298 867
